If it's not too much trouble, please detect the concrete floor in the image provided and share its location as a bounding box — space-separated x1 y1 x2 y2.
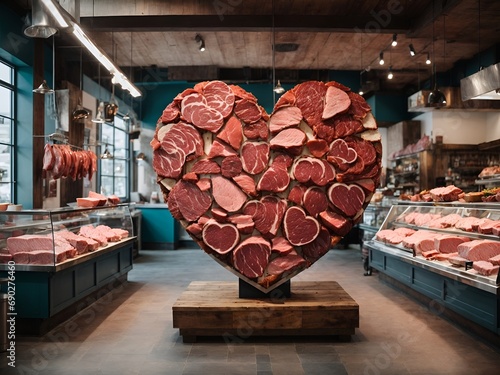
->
1 246 500 375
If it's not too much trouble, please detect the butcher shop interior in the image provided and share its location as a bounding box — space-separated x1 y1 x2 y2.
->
1 0 500 374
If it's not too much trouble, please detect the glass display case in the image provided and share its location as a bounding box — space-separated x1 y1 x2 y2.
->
365 202 500 335
0 204 133 268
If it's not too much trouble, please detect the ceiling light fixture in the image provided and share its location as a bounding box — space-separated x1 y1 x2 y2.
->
426 53 431 65
273 80 285 94
33 80 54 94
100 145 113 159
379 52 385 65
409 44 416 56
195 34 206 52
388 66 394 80
428 1 447 108
391 33 398 47
24 0 58 38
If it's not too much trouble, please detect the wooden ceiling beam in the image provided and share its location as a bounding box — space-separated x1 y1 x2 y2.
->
407 0 465 37
80 14 411 33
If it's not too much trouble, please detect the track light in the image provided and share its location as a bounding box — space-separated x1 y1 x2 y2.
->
359 89 364 96
387 66 394 80
409 44 416 57
391 34 398 47
379 52 384 65
195 34 205 52
426 53 431 65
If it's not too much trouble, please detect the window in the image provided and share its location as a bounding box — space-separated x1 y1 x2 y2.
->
0 60 14 203
99 115 129 199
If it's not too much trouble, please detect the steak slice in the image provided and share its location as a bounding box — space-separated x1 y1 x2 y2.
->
283 206 320 246
243 119 269 140
265 252 307 276
306 139 329 158
301 226 331 262
319 210 352 237
322 86 351 119
221 155 243 178
202 219 240 254
232 236 271 278
303 186 328 218
232 173 257 197
241 141 270 175
212 175 247 212
269 106 303 134
271 237 294 255
234 98 262 124
191 159 221 174
167 180 212 221
7 235 54 254
269 128 306 155
217 116 243 150
327 183 365 217
202 80 235 118
256 158 290 193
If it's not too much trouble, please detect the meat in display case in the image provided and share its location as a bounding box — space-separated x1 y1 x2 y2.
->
0 204 133 268
365 202 500 335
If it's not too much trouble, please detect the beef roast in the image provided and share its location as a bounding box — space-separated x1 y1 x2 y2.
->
458 240 500 261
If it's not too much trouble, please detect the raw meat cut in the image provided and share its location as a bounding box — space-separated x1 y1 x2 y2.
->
234 98 261 124
207 139 237 158
327 138 357 168
301 226 331 262
167 180 212 221
240 142 270 175
212 175 247 212
288 184 307 205
489 254 500 265
7 235 54 254
319 210 352 237
472 261 499 276
283 206 320 246
269 128 306 154
327 183 365 217
429 185 463 202
271 237 294 255
434 235 470 254
191 159 221 174
455 217 484 232
448 255 469 267
269 106 303 134
221 155 243 178
202 219 240 254
265 252 307 277
232 174 257 197
322 86 351 119
457 240 500 261
303 186 328 217
243 119 269 140
256 158 290 193
217 116 243 150
232 236 271 278
79 225 108 246
202 80 235 118
306 139 329 158
243 197 287 236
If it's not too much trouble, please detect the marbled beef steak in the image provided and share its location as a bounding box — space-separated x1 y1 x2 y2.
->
151 80 382 291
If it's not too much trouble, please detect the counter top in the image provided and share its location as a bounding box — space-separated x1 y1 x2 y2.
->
134 203 168 209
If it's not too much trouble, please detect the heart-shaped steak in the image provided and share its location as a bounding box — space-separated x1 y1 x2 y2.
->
152 80 381 291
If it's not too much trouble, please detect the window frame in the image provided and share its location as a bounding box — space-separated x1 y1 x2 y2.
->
0 59 15 204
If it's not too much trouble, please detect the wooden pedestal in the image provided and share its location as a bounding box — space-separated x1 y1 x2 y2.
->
172 281 359 343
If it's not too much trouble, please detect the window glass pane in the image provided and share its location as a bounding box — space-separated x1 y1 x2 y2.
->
0 118 12 143
100 176 113 196
114 116 126 130
114 160 126 177
114 177 126 197
0 144 12 202
101 158 114 175
0 63 12 84
101 123 114 145
114 129 127 158
0 86 12 118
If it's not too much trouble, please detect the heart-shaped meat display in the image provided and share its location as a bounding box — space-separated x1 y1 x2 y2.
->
151 80 381 291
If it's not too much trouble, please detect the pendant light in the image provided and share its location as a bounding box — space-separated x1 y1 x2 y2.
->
92 63 105 123
24 0 58 39
428 0 447 107
72 48 90 120
33 80 54 94
273 80 285 94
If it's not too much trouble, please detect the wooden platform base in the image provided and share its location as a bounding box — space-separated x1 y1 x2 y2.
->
172 281 359 343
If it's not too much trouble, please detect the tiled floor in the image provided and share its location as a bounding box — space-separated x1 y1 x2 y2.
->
2 246 500 375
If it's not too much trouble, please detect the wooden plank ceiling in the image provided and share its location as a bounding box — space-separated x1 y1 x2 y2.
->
16 0 500 93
